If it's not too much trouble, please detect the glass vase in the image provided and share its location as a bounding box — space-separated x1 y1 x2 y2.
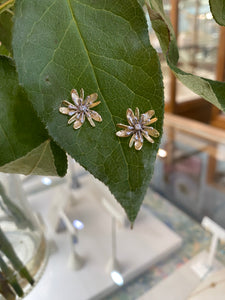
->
0 174 46 299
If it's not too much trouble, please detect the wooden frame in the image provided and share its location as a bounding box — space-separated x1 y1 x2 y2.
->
164 113 225 193
166 0 179 113
165 0 211 119
207 26 225 191
166 1 225 126
210 26 225 129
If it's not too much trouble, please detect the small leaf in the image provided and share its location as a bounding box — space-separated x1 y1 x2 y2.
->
138 0 145 7
147 0 225 112
0 55 67 176
13 0 164 222
0 140 65 176
0 255 24 297
0 42 10 56
0 227 34 285
209 0 225 26
0 10 13 52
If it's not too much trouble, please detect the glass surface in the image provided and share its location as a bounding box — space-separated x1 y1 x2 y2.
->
177 0 220 102
151 114 225 228
148 0 171 104
0 174 46 299
150 0 220 105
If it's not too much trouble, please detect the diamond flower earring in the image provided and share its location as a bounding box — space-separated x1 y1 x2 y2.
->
59 88 102 129
116 107 159 150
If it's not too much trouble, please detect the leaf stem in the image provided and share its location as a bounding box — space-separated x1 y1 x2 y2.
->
0 0 14 14
0 255 24 297
0 271 16 300
0 181 34 230
0 227 34 285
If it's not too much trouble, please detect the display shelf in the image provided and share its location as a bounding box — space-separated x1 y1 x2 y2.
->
138 251 224 300
25 175 181 300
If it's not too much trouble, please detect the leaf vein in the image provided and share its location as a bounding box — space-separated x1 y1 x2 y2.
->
74 0 147 50
38 20 73 87
0 123 16 161
67 0 132 189
28 140 49 174
93 65 154 106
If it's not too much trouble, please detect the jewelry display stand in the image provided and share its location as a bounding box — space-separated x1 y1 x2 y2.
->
138 217 225 300
188 268 225 300
24 171 182 300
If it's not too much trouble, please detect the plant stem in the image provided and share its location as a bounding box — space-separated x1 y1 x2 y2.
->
0 227 34 285
0 271 16 300
0 0 14 14
0 255 23 297
0 181 34 229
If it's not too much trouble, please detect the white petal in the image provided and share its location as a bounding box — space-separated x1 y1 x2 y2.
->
88 101 101 108
137 131 143 143
68 115 77 124
86 114 95 127
134 132 143 150
143 117 158 126
126 108 135 125
68 104 76 109
80 113 85 124
89 110 102 122
85 93 98 104
117 123 133 130
144 127 160 137
59 107 69 115
135 139 143 150
116 130 133 137
71 89 81 106
135 107 140 119
62 100 74 107
129 134 136 148
80 88 84 100
142 131 154 143
68 110 76 116
73 120 82 129
141 110 155 124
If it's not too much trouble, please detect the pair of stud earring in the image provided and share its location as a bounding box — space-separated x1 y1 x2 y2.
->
59 88 160 151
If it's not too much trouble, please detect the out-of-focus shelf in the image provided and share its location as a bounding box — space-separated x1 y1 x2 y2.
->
25 175 181 300
164 113 225 143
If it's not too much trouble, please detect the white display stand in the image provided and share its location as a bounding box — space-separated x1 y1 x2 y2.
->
25 174 182 300
189 268 225 300
139 216 225 300
138 251 224 300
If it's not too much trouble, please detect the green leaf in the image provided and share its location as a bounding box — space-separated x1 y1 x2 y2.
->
147 0 225 112
0 227 34 285
0 55 67 176
0 10 13 52
13 0 164 223
209 0 225 26
137 0 145 7
0 255 24 297
0 42 10 56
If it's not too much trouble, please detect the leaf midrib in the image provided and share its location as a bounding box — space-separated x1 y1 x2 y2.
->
67 0 131 188
28 139 50 174
0 123 16 161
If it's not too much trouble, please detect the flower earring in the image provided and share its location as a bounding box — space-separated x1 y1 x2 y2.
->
59 89 102 129
116 107 159 150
